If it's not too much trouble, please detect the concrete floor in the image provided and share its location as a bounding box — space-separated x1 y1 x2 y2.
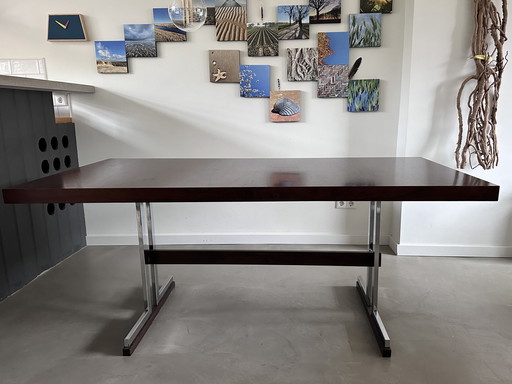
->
0 245 511 384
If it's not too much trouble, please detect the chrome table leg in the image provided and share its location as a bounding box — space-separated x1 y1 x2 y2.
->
122 202 175 356
356 201 391 357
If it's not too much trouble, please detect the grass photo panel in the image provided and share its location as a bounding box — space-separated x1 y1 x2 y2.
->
349 13 382 48
347 79 380 112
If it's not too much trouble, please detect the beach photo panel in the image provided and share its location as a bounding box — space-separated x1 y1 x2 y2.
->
124 24 157 57
152 8 187 42
95 41 128 74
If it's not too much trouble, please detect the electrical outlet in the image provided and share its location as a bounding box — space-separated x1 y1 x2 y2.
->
335 201 356 209
53 93 68 106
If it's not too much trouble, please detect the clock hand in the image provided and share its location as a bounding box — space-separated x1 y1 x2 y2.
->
55 20 69 29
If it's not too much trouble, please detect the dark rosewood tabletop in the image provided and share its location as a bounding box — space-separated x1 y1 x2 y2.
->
2 157 499 203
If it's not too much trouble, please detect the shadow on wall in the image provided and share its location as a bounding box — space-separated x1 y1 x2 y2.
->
424 0 473 165
70 88 305 162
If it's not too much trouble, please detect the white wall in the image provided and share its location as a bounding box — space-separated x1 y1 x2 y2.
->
393 0 512 257
1 0 510 255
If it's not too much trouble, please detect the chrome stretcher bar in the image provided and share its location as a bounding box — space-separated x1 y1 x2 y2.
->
2 157 499 358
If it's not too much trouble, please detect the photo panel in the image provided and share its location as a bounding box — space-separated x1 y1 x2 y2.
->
270 90 301 122
95 41 128 74
349 13 382 48
205 0 216 25
240 65 270 98
309 0 342 24
318 32 349 66
360 0 392 13
317 65 349 98
209 50 240 83
247 23 278 57
347 79 380 112
153 8 187 42
277 5 310 40
124 24 157 57
216 0 247 41
287 48 318 81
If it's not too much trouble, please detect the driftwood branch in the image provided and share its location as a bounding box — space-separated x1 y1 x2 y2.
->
456 0 508 169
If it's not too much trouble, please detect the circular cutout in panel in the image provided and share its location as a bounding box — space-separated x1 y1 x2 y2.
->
41 160 50 174
62 135 69 148
51 136 58 150
53 158 61 171
47 203 55 215
58 203 66 211
64 155 71 168
38 138 47 152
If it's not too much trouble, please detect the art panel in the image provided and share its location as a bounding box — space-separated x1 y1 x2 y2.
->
287 48 318 81
309 0 342 24
277 5 310 40
209 50 240 83
317 65 349 98
270 90 301 122
247 23 279 57
205 0 216 25
360 0 392 13
318 32 349 65
216 0 247 41
347 79 380 112
124 24 157 57
240 65 270 98
95 41 129 74
349 13 382 48
152 8 187 42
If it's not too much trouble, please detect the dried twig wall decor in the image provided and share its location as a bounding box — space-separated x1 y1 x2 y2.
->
456 0 508 169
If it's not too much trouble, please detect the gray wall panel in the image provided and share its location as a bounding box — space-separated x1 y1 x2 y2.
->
0 88 86 300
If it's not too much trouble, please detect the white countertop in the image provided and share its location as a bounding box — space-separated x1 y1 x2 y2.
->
0 75 95 93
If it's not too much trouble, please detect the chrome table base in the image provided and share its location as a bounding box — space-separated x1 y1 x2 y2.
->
123 201 391 357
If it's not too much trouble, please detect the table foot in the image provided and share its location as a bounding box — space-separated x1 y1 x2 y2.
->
356 277 391 358
122 278 175 356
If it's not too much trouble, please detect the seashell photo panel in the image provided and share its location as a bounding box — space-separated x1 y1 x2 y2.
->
270 90 301 122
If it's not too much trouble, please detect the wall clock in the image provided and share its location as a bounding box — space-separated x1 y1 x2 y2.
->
48 14 88 41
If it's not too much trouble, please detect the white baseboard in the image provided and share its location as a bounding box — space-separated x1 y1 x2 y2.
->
87 234 512 257
388 235 512 257
86 233 382 246
395 244 512 257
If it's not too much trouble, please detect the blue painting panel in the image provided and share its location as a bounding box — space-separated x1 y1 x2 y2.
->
240 65 271 98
